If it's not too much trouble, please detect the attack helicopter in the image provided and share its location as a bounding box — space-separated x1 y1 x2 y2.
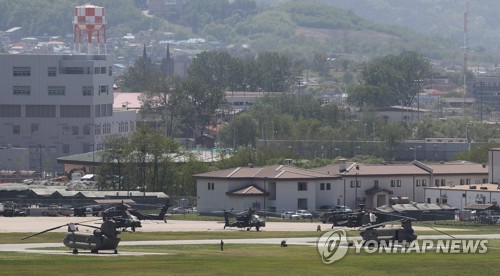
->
100 200 171 231
128 201 171 223
101 204 142 232
21 220 121 254
223 207 265 231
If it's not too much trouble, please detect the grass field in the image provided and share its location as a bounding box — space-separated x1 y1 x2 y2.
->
1 226 500 275
0 241 499 275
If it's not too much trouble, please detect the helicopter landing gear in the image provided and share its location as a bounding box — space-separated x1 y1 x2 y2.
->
132 227 135 232
91 249 99 254
256 226 260 232
114 249 118 254
72 249 78 254
247 228 250 231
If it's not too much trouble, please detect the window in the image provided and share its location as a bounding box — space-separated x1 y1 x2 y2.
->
62 126 70 135
72 126 79 135
60 105 91 118
440 179 445 186
422 179 427 187
416 180 421 187
350 181 355 188
0 105 21 117
396 180 401 187
82 86 93 96
26 105 56 118
357 181 361 188
13 86 31 95
374 180 379 188
63 67 84 74
298 182 308 191
320 183 325 190
13 125 20 135
95 124 101 135
435 179 440 187
99 85 109 95
13 67 31 76
208 182 215 190
31 124 39 135
391 180 396 187
83 125 91 135
48 67 57 77
326 183 331 190
63 144 70 154
48 86 65 96
460 179 471 185
109 66 112 76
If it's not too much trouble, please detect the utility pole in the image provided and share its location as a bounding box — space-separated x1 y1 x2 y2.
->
463 0 469 118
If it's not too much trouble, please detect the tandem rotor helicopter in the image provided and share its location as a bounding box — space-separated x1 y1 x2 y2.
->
21 220 121 254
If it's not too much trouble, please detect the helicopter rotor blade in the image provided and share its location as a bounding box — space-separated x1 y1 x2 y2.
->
21 224 68 240
423 224 456 239
76 223 102 230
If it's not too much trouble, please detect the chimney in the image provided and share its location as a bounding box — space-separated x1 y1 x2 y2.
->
339 158 347 172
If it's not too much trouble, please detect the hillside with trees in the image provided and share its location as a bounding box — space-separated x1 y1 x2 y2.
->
0 0 462 62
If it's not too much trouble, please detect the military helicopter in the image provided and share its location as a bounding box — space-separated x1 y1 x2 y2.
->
223 207 266 231
101 205 142 232
359 217 418 244
128 201 171 223
21 220 121 254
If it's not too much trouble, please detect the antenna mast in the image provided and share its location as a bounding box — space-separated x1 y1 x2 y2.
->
463 0 468 118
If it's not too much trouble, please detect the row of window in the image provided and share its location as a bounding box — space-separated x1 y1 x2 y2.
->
14 66 112 77
95 123 112 135
205 178 488 192
12 124 92 135
12 86 109 97
0 105 93 118
12 122 134 136
319 183 331 191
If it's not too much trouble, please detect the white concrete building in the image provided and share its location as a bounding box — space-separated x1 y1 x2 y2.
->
489 148 500 184
425 148 500 209
194 160 488 212
194 165 340 213
424 184 500 210
0 54 136 172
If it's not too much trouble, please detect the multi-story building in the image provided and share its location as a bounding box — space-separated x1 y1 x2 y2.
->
468 76 500 120
0 54 136 173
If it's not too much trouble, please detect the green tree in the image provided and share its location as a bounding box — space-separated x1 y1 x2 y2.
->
348 51 433 108
98 135 130 191
122 55 161 92
454 142 498 164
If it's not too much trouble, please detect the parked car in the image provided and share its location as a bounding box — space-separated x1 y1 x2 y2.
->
332 205 352 213
295 209 313 219
281 211 300 219
171 207 197 214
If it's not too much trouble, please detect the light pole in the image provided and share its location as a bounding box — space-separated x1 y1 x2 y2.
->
410 146 422 161
37 144 42 179
91 144 95 174
480 81 484 121
354 164 359 209
466 122 473 150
